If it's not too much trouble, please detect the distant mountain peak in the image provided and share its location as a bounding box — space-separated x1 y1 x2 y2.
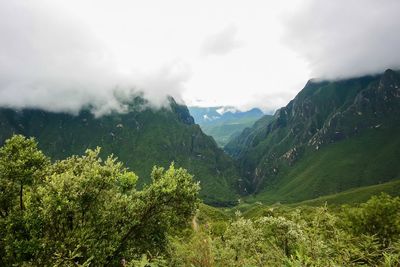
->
188 106 265 147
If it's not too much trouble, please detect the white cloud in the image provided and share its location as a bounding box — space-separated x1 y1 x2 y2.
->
283 0 400 80
3 0 396 114
201 24 244 57
0 0 189 115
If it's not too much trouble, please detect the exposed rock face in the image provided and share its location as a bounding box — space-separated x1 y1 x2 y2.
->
310 69 400 148
226 69 400 194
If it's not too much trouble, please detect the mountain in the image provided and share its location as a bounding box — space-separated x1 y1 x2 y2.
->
188 106 266 147
226 69 400 202
0 97 240 205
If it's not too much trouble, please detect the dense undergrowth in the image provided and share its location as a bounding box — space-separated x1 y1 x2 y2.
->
1 135 399 266
177 195 400 266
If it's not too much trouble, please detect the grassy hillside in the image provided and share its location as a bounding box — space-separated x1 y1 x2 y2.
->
201 116 268 147
198 178 400 224
252 127 400 204
293 179 400 206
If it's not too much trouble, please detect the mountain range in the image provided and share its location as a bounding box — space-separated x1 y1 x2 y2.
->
188 106 266 147
0 69 399 206
226 69 400 203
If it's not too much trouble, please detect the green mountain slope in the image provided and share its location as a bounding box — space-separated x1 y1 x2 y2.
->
226 69 400 200
255 127 400 203
189 107 266 147
293 179 400 206
0 98 240 205
202 115 270 147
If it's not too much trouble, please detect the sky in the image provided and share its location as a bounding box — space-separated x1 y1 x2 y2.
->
0 0 399 115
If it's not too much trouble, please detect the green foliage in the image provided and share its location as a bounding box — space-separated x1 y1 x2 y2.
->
343 193 400 247
0 135 199 266
127 254 168 267
1 131 400 266
0 135 49 214
0 99 240 206
171 194 400 266
169 231 215 267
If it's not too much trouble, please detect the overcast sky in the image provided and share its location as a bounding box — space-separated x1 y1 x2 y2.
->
0 0 399 115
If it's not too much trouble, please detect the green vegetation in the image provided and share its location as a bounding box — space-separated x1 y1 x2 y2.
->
0 98 240 206
293 179 400 206
1 71 399 266
2 70 398 206
173 194 400 266
226 69 400 199
253 126 400 204
1 135 400 266
0 135 199 266
202 118 255 147
188 106 266 147
201 115 268 147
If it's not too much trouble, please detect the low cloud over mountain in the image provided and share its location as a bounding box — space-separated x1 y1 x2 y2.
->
283 0 400 80
0 1 189 116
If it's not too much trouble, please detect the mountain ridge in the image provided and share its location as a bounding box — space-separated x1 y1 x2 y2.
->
226 69 400 199
0 97 240 206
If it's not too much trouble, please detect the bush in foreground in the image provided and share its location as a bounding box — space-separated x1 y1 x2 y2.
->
0 135 199 266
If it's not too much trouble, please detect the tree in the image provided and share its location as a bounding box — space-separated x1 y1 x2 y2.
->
344 193 400 247
0 135 49 264
0 135 49 215
0 135 200 266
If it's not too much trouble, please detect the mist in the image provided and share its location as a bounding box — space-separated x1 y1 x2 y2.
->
283 0 400 80
0 1 188 116
2 0 400 115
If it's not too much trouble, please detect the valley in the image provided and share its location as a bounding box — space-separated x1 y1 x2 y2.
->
2 1 400 265
1 69 399 206
1 68 399 266
188 106 267 147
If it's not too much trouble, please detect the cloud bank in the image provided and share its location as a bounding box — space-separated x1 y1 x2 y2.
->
0 0 188 116
283 0 400 80
2 0 399 115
